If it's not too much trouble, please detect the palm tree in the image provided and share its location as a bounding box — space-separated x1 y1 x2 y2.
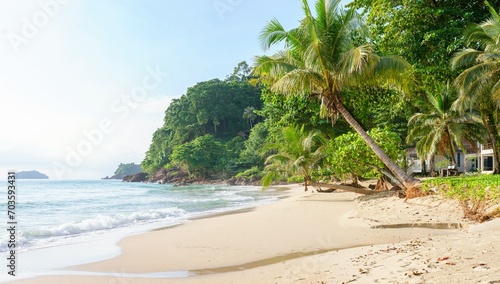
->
262 126 326 191
451 1 500 174
407 83 487 175
242 106 257 128
253 0 418 191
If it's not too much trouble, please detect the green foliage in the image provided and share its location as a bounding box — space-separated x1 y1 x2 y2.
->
169 134 246 179
342 87 414 142
254 0 417 190
261 126 327 190
407 83 487 164
435 159 452 171
235 166 262 179
423 175 500 221
423 175 500 202
328 128 405 182
226 61 253 82
259 89 349 139
167 78 262 139
113 163 142 178
238 123 269 169
170 134 225 178
451 3 500 174
141 62 262 173
141 127 171 173
242 106 257 128
351 0 499 85
287 176 304 183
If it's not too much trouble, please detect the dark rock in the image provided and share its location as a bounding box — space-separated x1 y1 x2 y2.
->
123 172 148 182
123 167 263 186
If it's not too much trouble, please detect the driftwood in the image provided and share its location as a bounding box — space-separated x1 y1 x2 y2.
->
311 182 376 195
316 188 336 193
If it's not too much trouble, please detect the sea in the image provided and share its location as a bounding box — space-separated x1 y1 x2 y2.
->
0 180 285 280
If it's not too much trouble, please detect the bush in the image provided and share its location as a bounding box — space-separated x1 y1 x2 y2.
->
235 166 262 179
422 175 500 222
327 128 404 183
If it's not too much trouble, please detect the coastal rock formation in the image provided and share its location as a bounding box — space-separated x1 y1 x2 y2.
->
103 163 142 179
123 167 261 186
123 172 148 182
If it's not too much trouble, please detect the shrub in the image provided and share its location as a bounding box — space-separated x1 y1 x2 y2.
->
422 175 500 222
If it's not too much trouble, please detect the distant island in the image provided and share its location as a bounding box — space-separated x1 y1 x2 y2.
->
103 163 142 180
16 170 49 179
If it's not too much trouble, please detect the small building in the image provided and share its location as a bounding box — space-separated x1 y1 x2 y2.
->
406 140 495 175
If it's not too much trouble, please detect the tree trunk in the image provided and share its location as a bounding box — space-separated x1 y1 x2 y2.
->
311 182 377 195
331 97 419 191
445 129 457 165
421 157 427 176
429 154 436 177
484 113 500 174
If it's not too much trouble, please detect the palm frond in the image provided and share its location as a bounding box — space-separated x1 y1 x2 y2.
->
455 61 500 101
463 24 493 49
339 44 377 76
451 49 483 70
260 171 276 189
253 53 297 85
259 18 288 50
485 1 500 23
271 69 324 96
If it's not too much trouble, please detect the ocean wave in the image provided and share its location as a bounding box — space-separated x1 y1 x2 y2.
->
0 207 187 253
0 183 278 254
20 207 187 239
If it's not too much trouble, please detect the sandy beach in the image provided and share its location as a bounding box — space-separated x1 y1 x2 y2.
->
10 184 500 284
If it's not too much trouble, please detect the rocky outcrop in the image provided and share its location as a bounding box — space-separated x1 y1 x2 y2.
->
226 176 261 186
123 167 262 186
103 163 142 179
123 172 148 182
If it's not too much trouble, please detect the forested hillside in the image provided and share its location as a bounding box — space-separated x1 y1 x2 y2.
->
141 62 263 178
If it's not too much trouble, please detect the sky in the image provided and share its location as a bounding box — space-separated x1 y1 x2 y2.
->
0 0 351 180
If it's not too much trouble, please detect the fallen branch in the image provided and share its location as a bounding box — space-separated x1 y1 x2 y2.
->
311 182 376 195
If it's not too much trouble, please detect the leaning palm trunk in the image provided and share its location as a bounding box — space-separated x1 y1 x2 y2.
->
331 97 419 190
445 129 457 165
484 114 500 174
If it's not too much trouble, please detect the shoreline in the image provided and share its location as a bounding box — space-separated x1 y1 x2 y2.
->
9 184 500 283
1 184 285 283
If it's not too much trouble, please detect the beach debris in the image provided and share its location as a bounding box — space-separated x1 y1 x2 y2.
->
445 262 456 265
472 263 490 271
412 270 423 276
436 256 449 262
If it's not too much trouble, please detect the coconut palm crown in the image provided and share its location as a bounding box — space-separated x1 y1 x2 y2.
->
253 0 418 190
261 126 326 191
451 1 500 174
407 83 487 170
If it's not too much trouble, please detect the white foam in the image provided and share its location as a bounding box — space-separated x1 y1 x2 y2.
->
0 207 187 253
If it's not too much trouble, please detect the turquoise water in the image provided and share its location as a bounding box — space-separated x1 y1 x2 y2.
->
0 180 283 253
